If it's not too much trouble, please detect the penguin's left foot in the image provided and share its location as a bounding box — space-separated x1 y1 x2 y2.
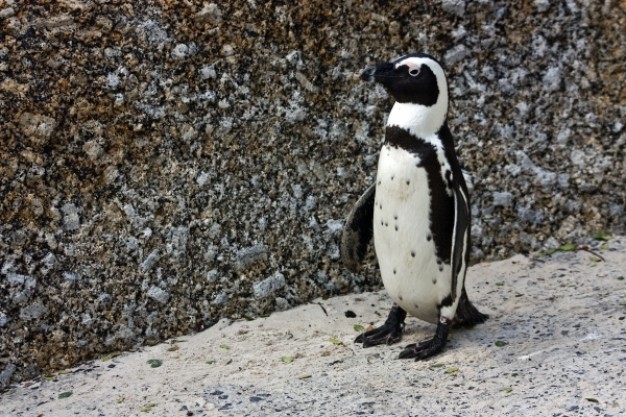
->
398 317 450 360
355 305 406 347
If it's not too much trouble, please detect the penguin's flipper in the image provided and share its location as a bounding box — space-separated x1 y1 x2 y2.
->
355 305 406 347
398 317 450 360
449 174 471 305
449 176 488 327
340 183 376 272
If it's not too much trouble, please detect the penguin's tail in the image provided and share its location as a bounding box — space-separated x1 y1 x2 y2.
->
453 288 488 327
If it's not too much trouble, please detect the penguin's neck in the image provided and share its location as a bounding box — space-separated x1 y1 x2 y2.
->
386 98 448 141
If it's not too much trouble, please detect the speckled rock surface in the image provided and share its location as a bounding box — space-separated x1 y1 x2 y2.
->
1 1 625 386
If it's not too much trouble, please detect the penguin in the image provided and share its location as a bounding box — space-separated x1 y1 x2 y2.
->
341 52 487 359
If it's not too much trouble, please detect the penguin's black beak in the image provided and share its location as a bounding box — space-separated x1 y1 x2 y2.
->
360 62 394 83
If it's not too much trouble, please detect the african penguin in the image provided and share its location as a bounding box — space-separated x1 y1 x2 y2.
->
341 52 487 359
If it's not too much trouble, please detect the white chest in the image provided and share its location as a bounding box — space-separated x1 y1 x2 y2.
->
373 144 452 323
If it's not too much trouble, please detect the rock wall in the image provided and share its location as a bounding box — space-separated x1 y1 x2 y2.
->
1 0 624 386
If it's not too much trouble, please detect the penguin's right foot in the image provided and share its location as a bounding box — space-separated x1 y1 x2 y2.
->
398 317 450 360
355 305 406 347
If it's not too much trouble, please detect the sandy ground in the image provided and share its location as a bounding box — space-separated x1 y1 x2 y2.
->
2 237 626 417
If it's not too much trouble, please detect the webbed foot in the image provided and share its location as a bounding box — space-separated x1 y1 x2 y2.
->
355 305 406 347
398 317 450 360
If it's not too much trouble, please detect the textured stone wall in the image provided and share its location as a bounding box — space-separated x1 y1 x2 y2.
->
1 0 624 386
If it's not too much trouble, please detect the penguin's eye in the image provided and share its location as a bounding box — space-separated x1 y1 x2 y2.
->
409 68 420 77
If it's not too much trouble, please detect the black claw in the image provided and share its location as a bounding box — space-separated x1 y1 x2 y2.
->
398 317 450 360
355 306 406 348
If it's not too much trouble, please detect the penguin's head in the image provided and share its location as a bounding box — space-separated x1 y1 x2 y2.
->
361 52 447 106
361 52 449 135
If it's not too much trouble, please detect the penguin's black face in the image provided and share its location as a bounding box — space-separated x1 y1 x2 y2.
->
361 53 444 106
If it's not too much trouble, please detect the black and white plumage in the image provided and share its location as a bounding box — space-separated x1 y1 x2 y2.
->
342 52 487 359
